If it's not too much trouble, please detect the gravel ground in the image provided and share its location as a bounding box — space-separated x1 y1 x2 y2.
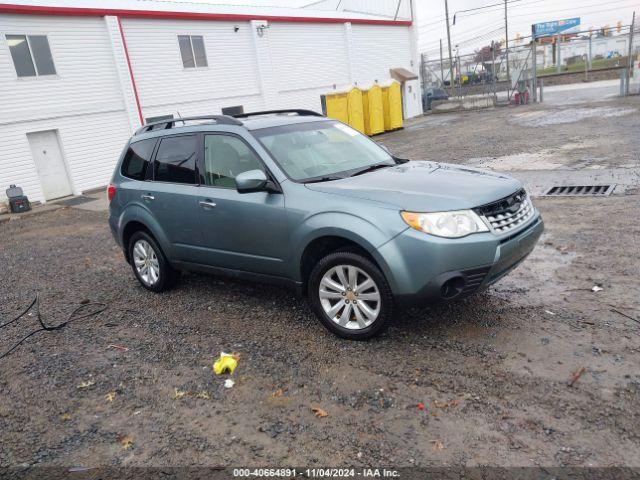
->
1 96 639 469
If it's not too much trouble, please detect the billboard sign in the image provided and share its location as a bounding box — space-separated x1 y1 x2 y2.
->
533 18 580 38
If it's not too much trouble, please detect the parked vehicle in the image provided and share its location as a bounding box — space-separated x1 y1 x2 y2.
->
423 87 449 110
108 110 543 339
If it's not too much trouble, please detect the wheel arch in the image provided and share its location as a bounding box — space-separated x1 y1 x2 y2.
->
119 206 171 263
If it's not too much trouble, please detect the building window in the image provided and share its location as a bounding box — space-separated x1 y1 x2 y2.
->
6 35 56 77
178 35 208 69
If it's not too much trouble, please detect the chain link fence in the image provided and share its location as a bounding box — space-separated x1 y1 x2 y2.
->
421 19 640 105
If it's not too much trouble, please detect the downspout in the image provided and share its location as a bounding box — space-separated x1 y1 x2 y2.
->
116 16 144 125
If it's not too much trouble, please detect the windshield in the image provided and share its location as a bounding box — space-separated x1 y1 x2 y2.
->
253 120 394 182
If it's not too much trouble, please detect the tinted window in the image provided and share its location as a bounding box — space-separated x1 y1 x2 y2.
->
154 135 197 184
203 135 263 188
121 139 156 180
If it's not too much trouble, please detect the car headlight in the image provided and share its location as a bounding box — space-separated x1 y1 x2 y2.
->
401 209 489 238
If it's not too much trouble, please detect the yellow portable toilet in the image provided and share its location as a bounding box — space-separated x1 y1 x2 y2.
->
361 83 384 136
381 80 403 131
346 86 365 133
321 90 349 124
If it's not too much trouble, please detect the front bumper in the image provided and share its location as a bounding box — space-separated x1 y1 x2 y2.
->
375 213 544 306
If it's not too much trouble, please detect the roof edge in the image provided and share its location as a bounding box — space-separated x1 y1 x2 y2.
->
0 3 412 26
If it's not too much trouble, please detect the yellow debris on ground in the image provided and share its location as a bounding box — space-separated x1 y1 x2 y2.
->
213 352 239 375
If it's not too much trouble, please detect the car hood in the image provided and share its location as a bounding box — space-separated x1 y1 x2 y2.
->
305 161 522 211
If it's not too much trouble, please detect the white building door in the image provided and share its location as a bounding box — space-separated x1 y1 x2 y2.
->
27 130 73 201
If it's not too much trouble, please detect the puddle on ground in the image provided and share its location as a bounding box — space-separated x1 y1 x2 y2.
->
490 237 577 306
467 139 600 171
512 107 636 126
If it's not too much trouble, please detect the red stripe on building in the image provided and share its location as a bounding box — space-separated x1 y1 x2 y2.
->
116 16 143 126
0 4 412 26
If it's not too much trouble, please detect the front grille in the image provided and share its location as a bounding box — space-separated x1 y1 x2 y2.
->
474 189 535 235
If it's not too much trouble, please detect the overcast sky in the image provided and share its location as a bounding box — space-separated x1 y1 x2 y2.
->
163 0 638 57
415 0 638 58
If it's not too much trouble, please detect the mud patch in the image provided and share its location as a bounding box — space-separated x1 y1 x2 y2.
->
406 114 460 130
467 139 600 171
513 107 635 126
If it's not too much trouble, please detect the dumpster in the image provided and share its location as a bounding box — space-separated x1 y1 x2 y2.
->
362 83 384 136
346 86 365 133
381 80 403 131
321 90 349 124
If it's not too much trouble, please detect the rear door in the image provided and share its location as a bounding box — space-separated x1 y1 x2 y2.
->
194 133 289 276
141 134 204 262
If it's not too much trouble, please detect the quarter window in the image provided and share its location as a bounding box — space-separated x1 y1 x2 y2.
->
203 135 263 188
154 135 198 184
121 139 156 181
6 35 56 77
178 35 208 69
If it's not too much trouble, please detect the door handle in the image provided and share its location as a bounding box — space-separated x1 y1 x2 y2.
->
141 194 154 201
199 200 217 209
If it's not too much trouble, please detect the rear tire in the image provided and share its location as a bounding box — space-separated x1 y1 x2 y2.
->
128 231 178 292
308 251 394 340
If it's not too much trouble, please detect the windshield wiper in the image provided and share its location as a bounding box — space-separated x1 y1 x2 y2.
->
304 176 344 184
350 163 394 177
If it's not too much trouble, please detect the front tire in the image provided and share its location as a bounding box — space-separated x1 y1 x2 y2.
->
308 251 394 340
128 231 178 292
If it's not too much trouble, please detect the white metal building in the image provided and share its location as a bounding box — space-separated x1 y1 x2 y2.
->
0 0 421 205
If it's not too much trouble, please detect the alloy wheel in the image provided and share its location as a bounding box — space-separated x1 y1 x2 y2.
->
318 264 381 330
132 239 160 286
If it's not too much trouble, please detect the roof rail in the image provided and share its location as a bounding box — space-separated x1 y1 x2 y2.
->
233 109 324 119
135 115 242 135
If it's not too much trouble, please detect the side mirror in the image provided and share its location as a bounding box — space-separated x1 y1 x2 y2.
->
236 169 270 194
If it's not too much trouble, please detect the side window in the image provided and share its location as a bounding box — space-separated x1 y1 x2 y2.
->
203 135 263 188
154 135 197 184
121 139 156 180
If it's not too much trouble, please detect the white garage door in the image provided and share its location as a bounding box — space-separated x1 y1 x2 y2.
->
27 130 73 201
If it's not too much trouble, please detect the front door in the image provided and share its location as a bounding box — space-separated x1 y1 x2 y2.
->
27 130 73 201
195 133 289 276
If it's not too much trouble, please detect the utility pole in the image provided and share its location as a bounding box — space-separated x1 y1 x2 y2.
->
444 0 455 96
491 40 497 100
439 39 445 88
504 0 510 84
531 26 537 102
626 11 636 96
556 32 562 73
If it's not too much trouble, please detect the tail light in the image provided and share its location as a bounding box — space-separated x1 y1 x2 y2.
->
107 183 116 202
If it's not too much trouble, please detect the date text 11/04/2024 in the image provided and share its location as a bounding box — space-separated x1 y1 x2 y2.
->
232 468 401 477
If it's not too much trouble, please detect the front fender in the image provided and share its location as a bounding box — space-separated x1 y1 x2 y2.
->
289 211 400 284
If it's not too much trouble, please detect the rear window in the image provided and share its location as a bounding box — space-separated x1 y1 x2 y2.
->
121 139 156 180
154 135 197 184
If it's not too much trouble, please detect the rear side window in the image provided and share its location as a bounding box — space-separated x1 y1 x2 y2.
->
121 139 156 180
154 135 197 184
